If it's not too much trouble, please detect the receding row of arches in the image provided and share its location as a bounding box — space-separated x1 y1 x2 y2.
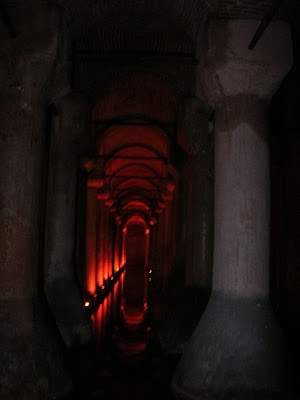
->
71 73 185 356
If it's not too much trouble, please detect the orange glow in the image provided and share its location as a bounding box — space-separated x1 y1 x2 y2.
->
122 309 145 326
97 186 110 200
104 261 109 280
85 187 97 294
88 73 180 352
105 199 114 207
149 278 151 282
149 269 152 273
158 200 166 209
88 177 104 188
96 202 105 287
167 176 176 193
85 301 90 307
161 191 173 201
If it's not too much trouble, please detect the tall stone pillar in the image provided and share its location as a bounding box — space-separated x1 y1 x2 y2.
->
85 185 98 294
173 19 294 399
182 97 214 295
0 4 72 398
44 94 92 348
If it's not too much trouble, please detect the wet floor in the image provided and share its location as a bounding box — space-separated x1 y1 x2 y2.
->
90 322 178 400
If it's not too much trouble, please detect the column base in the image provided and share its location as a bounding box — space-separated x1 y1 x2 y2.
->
172 292 295 400
45 278 92 348
0 298 72 400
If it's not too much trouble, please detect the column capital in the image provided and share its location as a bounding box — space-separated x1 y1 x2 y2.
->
199 18 293 105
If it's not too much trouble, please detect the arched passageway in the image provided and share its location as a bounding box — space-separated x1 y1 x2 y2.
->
1 3 299 400
78 73 183 363
123 221 148 326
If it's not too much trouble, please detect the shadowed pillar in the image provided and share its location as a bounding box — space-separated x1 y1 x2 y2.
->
85 185 98 295
173 19 294 399
182 97 214 296
0 4 72 398
44 94 92 348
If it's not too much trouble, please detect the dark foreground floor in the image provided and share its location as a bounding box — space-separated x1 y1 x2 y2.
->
90 324 179 400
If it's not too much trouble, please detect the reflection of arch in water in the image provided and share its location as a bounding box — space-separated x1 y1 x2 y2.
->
122 221 149 326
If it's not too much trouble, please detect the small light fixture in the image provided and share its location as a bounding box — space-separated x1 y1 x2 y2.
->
85 301 90 307
149 278 151 282
149 269 152 274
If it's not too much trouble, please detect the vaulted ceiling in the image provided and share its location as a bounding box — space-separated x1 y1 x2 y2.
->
58 0 300 54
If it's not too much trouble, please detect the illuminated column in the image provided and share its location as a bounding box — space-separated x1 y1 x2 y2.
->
114 224 121 272
122 227 127 266
85 185 98 294
120 227 127 311
144 228 150 308
173 19 294 399
96 200 105 287
183 97 214 295
44 93 92 348
0 4 72 398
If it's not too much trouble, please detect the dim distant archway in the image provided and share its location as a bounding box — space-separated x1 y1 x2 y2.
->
81 72 182 353
122 220 149 326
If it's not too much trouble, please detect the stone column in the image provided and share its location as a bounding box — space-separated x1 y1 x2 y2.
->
85 185 98 295
173 19 294 399
182 97 214 295
96 199 105 287
44 94 92 348
0 4 72 398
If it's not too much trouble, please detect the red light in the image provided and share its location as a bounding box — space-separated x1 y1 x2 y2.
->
162 191 173 201
110 276 114 280
149 278 151 282
88 177 104 188
101 285 105 289
105 199 114 207
167 178 176 193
